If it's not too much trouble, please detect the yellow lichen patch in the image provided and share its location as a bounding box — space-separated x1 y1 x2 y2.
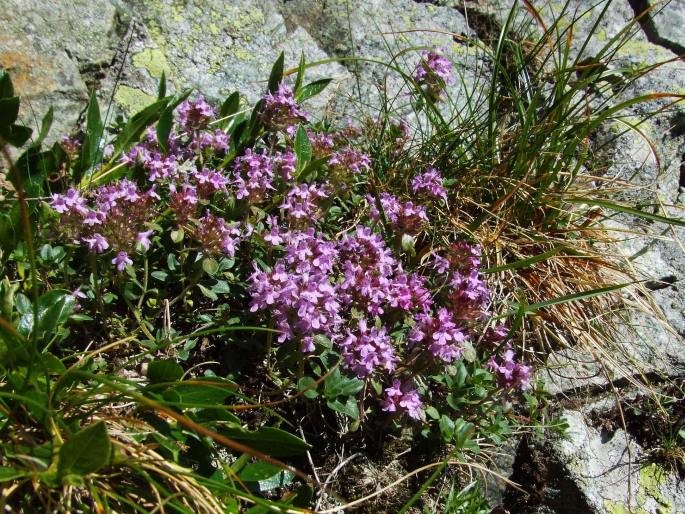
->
114 86 156 114
132 47 171 79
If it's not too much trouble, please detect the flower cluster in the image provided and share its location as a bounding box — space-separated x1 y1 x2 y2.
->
178 96 216 130
45 65 534 423
409 307 467 363
414 49 453 101
193 214 243 257
231 149 275 204
369 192 428 235
381 380 423 420
50 181 157 271
249 229 342 352
487 347 532 391
340 319 397 378
412 167 447 200
280 183 328 225
262 84 309 132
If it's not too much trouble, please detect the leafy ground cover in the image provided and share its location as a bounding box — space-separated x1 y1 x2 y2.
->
0 2 683 512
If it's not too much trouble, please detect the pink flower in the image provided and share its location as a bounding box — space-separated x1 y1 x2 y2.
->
112 251 133 271
136 230 154 251
83 233 109 253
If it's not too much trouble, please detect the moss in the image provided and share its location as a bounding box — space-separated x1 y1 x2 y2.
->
114 86 156 114
131 48 171 79
603 500 647 514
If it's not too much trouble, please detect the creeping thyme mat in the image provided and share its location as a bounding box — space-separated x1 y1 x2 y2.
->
1 3 684 512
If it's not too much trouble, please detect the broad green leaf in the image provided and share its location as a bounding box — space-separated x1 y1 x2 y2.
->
58 421 111 479
77 90 103 179
324 368 363 398
220 426 311 457
157 89 191 153
0 96 19 126
295 78 332 103
239 462 283 482
0 72 14 98
327 397 359 419
0 467 25 482
294 125 312 169
113 97 168 157
147 359 184 384
267 52 284 94
1 123 32 147
202 257 219 276
297 376 318 399
220 91 240 119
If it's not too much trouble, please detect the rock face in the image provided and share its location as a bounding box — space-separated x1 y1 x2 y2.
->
505 410 685 514
2 1 685 513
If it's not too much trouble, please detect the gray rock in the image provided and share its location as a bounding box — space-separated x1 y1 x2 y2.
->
0 0 121 143
506 410 685 513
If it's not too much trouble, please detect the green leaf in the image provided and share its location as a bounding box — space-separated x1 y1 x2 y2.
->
327 397 359 419
29 290 76 340
167 380 234 404
294 52 305 94
221 426 311 457
58 421 111 479
0 72 14 98
157 71 167 100
0 466 25 482
523 281 636 314
483 247 564 273
294 125 312 169
239 462 283 482
267 52 285 94
1 124 32 147
147 359 184 384
220 91 240 119
295 78 332 103
35 107 54 147
0 96 19 126
324 368 363 398
113 98 169 158
157 89 192 153
566 197 685 227
76 90 103 179
297 376 318 399
425 406 440 420
202 257 219 276
439 415 455 440
197 283 218 301
170 228 184 243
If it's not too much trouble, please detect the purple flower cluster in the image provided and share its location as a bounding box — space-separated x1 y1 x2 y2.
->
414 49 453 101
412 167 447 200
409 307 467 362
487 348 532 391
262 84 309 132
178 96 216 130
193 214 243 257
340 319 397 378
249 229 341 352
231 149 274 204
381 379 422 419
50 181 157 271
328 148 371 190
280 183 328 225
369 192 428 235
